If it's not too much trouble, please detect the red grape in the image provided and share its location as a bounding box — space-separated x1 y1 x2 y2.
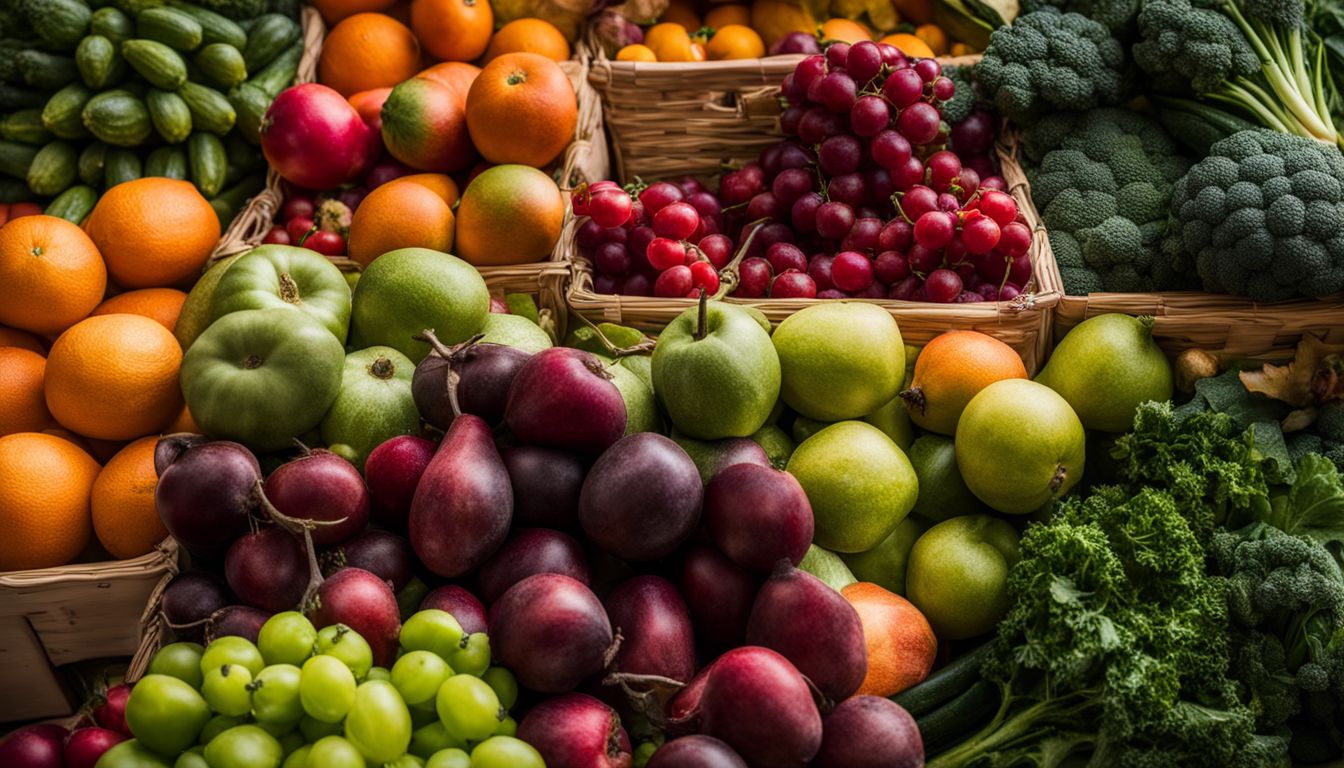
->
282 197 315 222
752 222 796 256
961 215 1001 255
846 41 884 82
689 260 720 294
957 167 981 200
595 242 631 275
767 242 808 274
882 69 924 108
622 273 653 296
827 173 867 208
870 130 912 171
817 288 849 299
825 42 851 68
977 190 1018 226
640 182 684 214
932 76 955 101
773 143 815 174
858 281 887 298
648 237 688 271
956 263 977 282
878 219 913 252
878 43 907 69
913 58 941 82
998 221 1031 258
263 226 291 245
999 282 1022 301
816 71 857 113
676 175 707 197
589 189 633 228
653 201 700 240
604 226 628 244
976 281 1000 299
926 151 962 193
594 273 619 293
686 191 723 220
924 268 962 303
698 234 734 268
654 264 694 297
980 175 1008 192
945 236 969 266
1008 253 1032 286
950 110 995 155
780 105 806 136
893 155 925 191
808 253 835 290
720 170 761 206
888 275 919 300
831 250 874 291
628 226 655 258
914 211 956 249
791 192 823 233
747 192 784 221
958 290 985 303
628 199 649 227
897 102 942 145
874 250 909 283
770 270 818 298
772 168 815 208
286 216 315 243
842 217 882 252
900 186 938 220
908 243 943 273
798 109 845 145
794 55 828 90
818 135 862 176
736 257 773 297
815 201 855 239
850 96 890 137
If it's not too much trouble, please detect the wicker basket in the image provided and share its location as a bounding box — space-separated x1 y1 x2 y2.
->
0 540 179 722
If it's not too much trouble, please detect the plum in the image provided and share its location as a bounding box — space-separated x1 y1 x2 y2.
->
364 435 435 530
516 693 633 768
680 545 761 652
420 585 488 635
322 528 415 592
415 342 531 429
580 434 702 561
224 526 310 613
63 727 125 768
205 605 271 643
646 735 747 768
0 724 65 768
505 348 626 454
698 647 822 768
479 528 590 604
263 449 371 547
502 445 586 529
815 696 923 767
604 575 695 683
154 435 259 557
704 464 813 573
307 567 401 667
490 573 613 693
93 684 131 736
160 571 231 642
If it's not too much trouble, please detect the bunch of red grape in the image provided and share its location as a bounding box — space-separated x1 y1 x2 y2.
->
575 40 1034 304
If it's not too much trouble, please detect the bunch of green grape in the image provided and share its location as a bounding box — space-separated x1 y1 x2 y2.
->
96 609 543 768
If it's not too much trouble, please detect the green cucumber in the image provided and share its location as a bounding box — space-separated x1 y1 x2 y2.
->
78 141 109 185
227 81 267 144
122 38 188 89
0 109 53 146
266 0 300 20
20 0 92 50
177 80 234 135
103 146 142 187
223 129 259 182
77 34 127 89
146 88 192 142
0 41 22 83
27 140 78 196
915 679 1002 756
166 2 245 48
891 642 996 718
137 7 203 51
82 89 153 146
90 7 134 43
210 169 264 229
0 140 40 179
41 83 94 140
245 38 298 98
16 50 80 91
45 184 98 223
0 10 36 42
145 144 188 178
187 130 226 196
0 178 31 202
242 13 298 72
195 42 246 87
113 0 165 15
0 85 47 110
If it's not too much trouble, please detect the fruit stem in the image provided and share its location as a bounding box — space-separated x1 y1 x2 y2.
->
571 312 656 358
1049 464 1067 493
713 217 771 299
414 329 486 420
898 386 926 414
693 289 708 341
1137 315 1156 338
368 355 396 380
253 479 340 609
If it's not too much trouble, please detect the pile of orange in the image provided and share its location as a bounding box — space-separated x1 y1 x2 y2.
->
0 177 210 572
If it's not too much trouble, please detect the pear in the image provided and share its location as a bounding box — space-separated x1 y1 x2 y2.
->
955 379 1086 515
908 435 983 522
799 545 858 592
862 395 915 451
607 361 659 435
750 424 796 468
791 416 830 444
787 421 918 553
772 303 904 422
841 515 929 596
1036 314 1173 433
479 312 552 353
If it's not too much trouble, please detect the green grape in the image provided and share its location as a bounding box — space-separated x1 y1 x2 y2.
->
392 650 451 706
479 668 517 711
251 664 304 725
410 722 465 759
447 634 490 677
175 747 210 768
468 736 545 768
91 740 173 768
492 716 516 738
202 665 253 717
203 724 283 768
200 636 265 677
201 714 246 744
307 735 366 768
633 741 658 768
366 666 392 682
426 748 472 768
299 654 356 724
148 642 205 689
436 674 503 743
400 610 465 659
281 744 310 768
387 756 427 768
314 624 373 680
345 679 413 763
258 612 318 667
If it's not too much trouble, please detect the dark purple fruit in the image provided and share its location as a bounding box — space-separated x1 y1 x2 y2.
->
364 435 436 530
604 575 695 682
516 693 633 768
154 436 259 557
224 527 309 613
322 529 415 592
647 736 747 768
490 573 613 693
704 464 813 573
579 434 702 561
205 605 271 644
479 528 590 604
501 445 586 529
505 348 627 454
680 545 761 652
263 450 371 547
815 696 923 768
414 342 532 429
160 571 231 642
698 647 822 768
307 567 401 667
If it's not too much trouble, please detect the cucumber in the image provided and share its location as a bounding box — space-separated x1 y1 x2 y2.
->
77 140 108 185
0 140 40 179
223 129 259 182
177 80 234 135
242 13 298 72
27 140 78 196
210 169 264 229
144 144 188 179
891 642 996 718
20 0 92 50
187 130 226 196
82 89 153 146
0 84 47 109
166 2 246 48
113 0 165 15
45 184 98 223
227 81 267 144
0 10 36 42
123 38 189 89
195 42 246 87
77 34 128 89
16 50 80 91
0 109 53 146
90 7 134 43
266 0 300 20
137 7 203 51
103 147 142 187
0 178 31 203
146 88 192 142
915 679 1002 756
245 38 298 98
41 83 94 140
0 41 22 83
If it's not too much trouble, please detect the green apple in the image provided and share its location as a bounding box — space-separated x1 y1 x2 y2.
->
906 515 1021 640
606 361 658 435
799 544 857 592
908 435 984 522
862 395 914 451
320 346 419 467
652 298 780 439
772 302 905 422
841 515 929 596
479 313 552 353
349 247 490 362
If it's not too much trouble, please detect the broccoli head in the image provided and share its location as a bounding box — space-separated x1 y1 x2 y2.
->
940 64 977 125
1165 129 1344 301
976 9 1128 124
1021 0 1141 31
1132 0 1260 95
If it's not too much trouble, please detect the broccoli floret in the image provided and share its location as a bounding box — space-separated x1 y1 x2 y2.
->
976 9 1128 124
1165 129 1344 300
1318 403 1344 443
941 64 977 125
1287 432 1325 463
1021 0 1141 30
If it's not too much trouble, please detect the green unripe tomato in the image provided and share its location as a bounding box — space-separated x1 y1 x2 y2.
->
124 675 211 756
200 636 264 677
469 736 545 768
174 747 210 768
258 612 317 667
281 745 310 768
202 664 253 717
345 680 412 763
435 674 502 743
201 714 247 744
300 715 345 742
392 650 451 706
299 653 357 724
410 722 464 759
209 245 353 342
447 633 490 677
366 666 392 682
203 724 283 768
250 664 304 725
306 736 364 768
147 642 205 689
314 623 373 680
399 610 464 659
95 740 173 768
480 667 517 711
426 748 471 768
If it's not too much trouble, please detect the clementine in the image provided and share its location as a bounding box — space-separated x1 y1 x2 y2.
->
842 582 938 697
310 0 396 24
83 179 218 290
483 18 571 64
91 288 188 332
821 18 873 43
915 23 949 55
900 330 1028 435
318 13 421 97
705 3 751 28
398 173 461 205
706 24 766 59
92 437 168 560
660 0 701 31
0 347 50 437
348 180 456 267
0 433 99 571
0 325 45 354
616 44 657 62
0 215 106 336
167 403 200 434
466 52 576 168
410 0 492 62
416 61 481 102
880 32 935 58
455 164 563 266
644 22 696 61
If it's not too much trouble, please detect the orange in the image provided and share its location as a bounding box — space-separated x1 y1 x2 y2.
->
349 87 393 131
91 288 188 332
483 18 571 64
91 436 167 560
0 348 50 437
455 164 563 266
690 42 707 61
45 314 183 441
466 53 577 168
0 215 106 336
616 44 657 62
410 0 492 62
821 18 873 43
0 325 45 354
880 32 935 59
915 23 949 55
645 22 695 61
310 0 396 24
705 3 751 29
417 61 482 104
842 582 938 697
0 433 99 571
750 0 814 47
951 42 975 56
318 13 422 98
398 173 461 205
900 330 1028 435
348 180 456 267
83 179 218 290
706 24 765 59
660 0 700 31
167 403 200 434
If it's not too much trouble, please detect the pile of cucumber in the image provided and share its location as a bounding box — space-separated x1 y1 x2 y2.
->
0 0 303 227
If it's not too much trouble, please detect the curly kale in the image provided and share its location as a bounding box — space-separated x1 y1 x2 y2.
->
1021 0 1141 31
1165 129 1344 301
976 9 1128 124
